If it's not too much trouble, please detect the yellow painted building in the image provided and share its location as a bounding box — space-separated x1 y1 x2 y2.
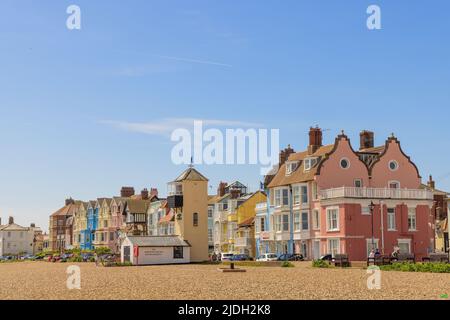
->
168 167 209 262
72 201 87 248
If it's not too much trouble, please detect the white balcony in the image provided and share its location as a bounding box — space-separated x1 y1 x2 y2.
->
255 202 268 211
258 231 274 241
320 187 433 201
235 237 251 247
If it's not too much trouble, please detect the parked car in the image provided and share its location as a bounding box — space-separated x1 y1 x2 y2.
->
230 254 253 261
20 254 35 260
82 253 94 262
220 253 234 261
319 254 333 262
256 253 279 262
278 253 304 262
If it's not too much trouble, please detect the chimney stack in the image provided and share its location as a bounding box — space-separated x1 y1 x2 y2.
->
8 216 14 225
141 188 149 200
30 223 36 228
65 198 75 206
308 127 323 154
120 187 135 198
428 175 435 190
360 130 374 150
279 145 295 166
0 218 2 225
217 182 227 197
150 188 158 198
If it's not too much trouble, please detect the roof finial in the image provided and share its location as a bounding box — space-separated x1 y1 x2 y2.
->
189 156 194 168
341 129 345 135
391 132 395 138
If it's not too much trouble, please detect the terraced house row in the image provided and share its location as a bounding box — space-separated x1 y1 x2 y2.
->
48 127 449 263
255 127 448 261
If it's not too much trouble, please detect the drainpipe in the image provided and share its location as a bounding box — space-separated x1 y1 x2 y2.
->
289 186 294 255
380 201 385 255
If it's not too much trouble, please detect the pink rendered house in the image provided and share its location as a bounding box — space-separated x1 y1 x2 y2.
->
262 128 434 262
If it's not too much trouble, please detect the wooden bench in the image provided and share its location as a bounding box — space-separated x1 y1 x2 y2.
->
367 256 391 266
333 254 350 267
391 253 415 263
422 253 449 263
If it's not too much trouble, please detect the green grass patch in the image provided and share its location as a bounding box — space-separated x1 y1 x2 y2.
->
312 260 332 268
380 262 450 273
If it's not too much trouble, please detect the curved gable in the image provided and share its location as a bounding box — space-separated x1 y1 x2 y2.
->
316 134 370 189
370 137 421 189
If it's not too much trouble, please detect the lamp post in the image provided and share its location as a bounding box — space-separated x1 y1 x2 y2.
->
369 201 376 251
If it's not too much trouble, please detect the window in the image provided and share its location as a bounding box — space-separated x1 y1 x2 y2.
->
294 212 301 231
366 239 379 256
222 202 228 211
256 217 266 233
293 186 301 205
361 206 371 215
389 181 400 189
208 229 213 242
312 182 318 200
398 240 411 254
327 208 339 231
340 158 350 169
20 232 24 238
387 208 396 231
304 158 317 171
301 186 308 204
100 233 105 242
389 160 399 171
173 246 184 259
282 189 289 206
7 232 11 238
408 208 417 231
104 220 108 228
286 162 298 175
312 209 320 230
354 179 363 188
328 239 340 257
208 208 213 218
282 214 289 232
274 190 280 206
193 213 199 227
109 232 114 241
302 212 309 230
275 215 282 232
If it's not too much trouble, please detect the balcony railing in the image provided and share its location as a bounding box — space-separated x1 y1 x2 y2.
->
320 187 433 200
235 237 251 247
255 202 268 211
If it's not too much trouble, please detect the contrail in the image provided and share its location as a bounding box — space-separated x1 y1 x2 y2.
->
154 55 232 67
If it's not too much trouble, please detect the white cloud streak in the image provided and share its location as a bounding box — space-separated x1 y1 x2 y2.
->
101 118 263 136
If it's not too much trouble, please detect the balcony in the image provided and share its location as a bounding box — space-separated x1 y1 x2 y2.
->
255 202 268 211
258 231 274 241
214 211 228 222
320 187 433 201
235 237 251 247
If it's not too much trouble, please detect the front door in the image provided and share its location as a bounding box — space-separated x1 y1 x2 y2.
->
123 246 131 262
313 241 320 260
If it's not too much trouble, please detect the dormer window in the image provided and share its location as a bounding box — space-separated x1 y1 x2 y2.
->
304 158 318 171
286 161 299 175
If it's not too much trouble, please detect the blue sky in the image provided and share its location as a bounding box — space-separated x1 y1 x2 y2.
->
1 0 449 231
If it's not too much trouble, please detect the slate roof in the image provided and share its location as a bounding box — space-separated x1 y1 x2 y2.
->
173 167 208 182
126 236 190 247
268 144 334 188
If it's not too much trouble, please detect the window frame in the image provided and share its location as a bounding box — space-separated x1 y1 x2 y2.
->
173 246 184 259
340 157 350 170
326 207 340 232
387 208 396 231
408 207 417 231
301 211 309 231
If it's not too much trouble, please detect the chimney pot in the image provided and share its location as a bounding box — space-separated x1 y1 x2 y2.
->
30 223 36 228
8 216 14 225
428 175 435 190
